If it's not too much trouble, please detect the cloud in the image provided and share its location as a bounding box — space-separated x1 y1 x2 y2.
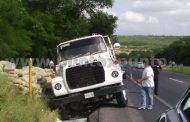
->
107 0 190 35
187 2 190 7
132 0 184 13
147 16 159 24
121 11 145 23
120 11 159 24
101 8 117 16
163 9 190 16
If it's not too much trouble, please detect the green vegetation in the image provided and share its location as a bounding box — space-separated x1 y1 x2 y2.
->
90 11 117 35
163 66 190 75
0 0 116 59
157 36 190 65
128 50 153 59
117 35 182 59
118 35 181 49
0 73 58 122
116 53 129 59
117 35 190 66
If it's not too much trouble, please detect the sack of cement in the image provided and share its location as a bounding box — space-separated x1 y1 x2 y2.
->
0 61 16 72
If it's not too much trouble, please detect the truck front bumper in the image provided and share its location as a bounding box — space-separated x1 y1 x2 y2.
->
48 84 127 106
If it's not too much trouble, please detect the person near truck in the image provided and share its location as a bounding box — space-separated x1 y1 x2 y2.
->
136 60 154 110
152 59 162 95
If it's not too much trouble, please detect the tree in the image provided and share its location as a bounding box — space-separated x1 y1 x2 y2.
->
156 37 190 65
22 0 117 57
0 0 34 58
0 0 117 59
129 51 153 59
23 0 112 17
117 53 129 59
89 11 117 35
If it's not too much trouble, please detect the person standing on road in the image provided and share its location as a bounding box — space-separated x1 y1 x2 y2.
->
152 59 162 95
136 60 154 110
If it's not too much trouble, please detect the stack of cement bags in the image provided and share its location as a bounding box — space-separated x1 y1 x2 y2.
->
0 61 55 96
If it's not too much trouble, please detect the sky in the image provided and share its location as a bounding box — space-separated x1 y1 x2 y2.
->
103 0 190 35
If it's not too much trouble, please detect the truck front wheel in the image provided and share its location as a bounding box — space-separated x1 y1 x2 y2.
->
116 90 128 107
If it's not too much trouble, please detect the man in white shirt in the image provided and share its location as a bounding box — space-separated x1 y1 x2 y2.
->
137 60 154 110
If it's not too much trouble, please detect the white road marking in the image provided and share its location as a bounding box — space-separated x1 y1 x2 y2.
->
154 95 173 109
169 78 185 84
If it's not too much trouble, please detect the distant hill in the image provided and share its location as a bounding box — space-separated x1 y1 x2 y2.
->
116 35 183 58
118 35 182 49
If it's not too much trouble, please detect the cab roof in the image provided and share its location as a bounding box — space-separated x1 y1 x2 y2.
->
57 35 103 48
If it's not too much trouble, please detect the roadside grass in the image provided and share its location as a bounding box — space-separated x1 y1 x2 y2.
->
0 73 58 122
163 66 190 75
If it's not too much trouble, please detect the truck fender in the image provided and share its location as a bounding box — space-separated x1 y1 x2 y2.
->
52 77 68 97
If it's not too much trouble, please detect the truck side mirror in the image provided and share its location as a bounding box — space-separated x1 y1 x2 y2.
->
114 43 121 49
49 60 55 68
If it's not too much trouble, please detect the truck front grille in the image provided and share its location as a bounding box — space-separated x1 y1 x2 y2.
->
66 62 105 89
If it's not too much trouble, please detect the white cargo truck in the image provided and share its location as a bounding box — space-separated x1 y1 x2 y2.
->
46 34 128 107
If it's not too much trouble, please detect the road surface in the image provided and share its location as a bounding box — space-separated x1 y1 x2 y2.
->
88 66 190 122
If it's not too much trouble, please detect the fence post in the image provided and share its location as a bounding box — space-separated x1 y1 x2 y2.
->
29 58 33 97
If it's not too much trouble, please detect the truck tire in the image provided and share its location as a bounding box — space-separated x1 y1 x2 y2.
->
123 73 126 79
116 90 128 107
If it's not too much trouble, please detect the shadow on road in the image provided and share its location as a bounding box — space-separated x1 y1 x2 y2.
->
58 101 126 121
58 99 141 121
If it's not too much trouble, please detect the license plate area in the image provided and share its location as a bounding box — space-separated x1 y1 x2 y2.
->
84 92 94 99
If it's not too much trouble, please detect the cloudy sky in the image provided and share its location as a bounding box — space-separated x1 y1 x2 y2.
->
104 0 190 35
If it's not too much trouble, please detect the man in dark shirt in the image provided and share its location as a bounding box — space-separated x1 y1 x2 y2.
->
152 59 162 95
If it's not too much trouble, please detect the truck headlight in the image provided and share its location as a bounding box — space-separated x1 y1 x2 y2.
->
54 83 62 90
112 71 119 78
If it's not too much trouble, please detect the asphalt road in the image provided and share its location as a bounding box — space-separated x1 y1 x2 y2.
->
88 66 190 122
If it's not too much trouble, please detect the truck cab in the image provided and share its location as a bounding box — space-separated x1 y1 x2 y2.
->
49 34 128 107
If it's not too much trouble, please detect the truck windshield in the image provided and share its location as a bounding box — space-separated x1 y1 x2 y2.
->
58 37 107 61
